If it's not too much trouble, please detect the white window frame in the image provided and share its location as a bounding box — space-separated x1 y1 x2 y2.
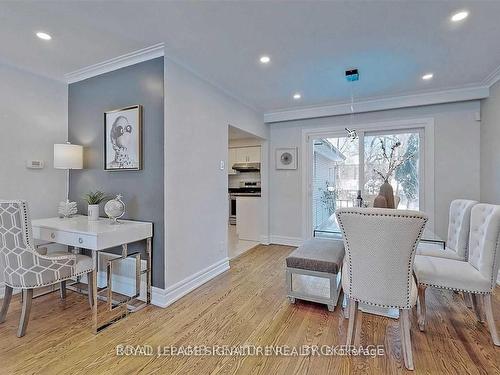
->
302 118 435 241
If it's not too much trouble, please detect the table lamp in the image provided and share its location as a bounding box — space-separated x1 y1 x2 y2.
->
54 142 83 199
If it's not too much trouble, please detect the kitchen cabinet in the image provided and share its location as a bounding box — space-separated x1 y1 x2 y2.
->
235 146 261 163
236 196 261 241
228 148 238 175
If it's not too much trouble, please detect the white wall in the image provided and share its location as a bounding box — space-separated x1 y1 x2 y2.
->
0 63 68 295
163 59 268 295
481 80 500 204
269 101 481 243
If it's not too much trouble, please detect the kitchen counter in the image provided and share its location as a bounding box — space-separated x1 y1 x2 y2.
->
236 196 261 241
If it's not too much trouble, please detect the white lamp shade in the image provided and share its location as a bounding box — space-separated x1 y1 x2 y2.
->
54 143 83 169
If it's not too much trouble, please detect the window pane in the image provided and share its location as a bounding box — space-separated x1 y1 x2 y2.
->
364 132 420 210
312 136 359 230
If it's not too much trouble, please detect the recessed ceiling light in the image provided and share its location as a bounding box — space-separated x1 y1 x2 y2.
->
422 73 434 80
293 93 302 100
36 32 52 40
451 11 469 22
259 55 270 64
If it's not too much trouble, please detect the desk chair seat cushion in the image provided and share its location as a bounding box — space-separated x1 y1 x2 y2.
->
417 243 464 261
414 255 491 294
46 252 93 276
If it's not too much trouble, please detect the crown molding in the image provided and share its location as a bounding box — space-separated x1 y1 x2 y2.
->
264 85 489 123
482 64 500 88
65 43 165 84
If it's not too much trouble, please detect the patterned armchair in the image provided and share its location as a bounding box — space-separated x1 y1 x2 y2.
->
336 207 428 370
0 200 94 337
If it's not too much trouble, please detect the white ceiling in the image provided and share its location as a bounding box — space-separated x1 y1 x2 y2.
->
2 1 500 113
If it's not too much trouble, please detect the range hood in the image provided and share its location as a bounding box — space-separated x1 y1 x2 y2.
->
232 162 260 172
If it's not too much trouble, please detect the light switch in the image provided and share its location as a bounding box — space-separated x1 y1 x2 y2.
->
220 160 225 170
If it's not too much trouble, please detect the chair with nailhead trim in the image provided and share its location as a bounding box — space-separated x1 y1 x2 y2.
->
417 199 477 261
0 200 94 337
336 207 428 370
414 203 500 347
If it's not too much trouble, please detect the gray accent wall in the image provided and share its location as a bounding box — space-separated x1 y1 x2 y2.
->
68 57 164 288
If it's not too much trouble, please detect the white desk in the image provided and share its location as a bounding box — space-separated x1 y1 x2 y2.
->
31 215 153 333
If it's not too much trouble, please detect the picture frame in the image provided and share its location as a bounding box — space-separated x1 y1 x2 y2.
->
276 147 298 170
104 105 143 171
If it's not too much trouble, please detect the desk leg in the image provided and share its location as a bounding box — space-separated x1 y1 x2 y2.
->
92 251 98 334
146 237 152 305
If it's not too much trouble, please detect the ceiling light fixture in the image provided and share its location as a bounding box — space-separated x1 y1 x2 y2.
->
451 11 469 22
293 93 301 100
259 55 270 64
422 73 434 80
36 32 52 40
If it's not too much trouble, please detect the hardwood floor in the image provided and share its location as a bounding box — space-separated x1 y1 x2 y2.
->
0 244 499 374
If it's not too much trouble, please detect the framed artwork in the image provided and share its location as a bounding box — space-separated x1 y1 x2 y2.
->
276 147 298 170
104 105 142 171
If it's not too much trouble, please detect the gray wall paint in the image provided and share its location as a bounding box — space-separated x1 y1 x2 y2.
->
481 80 500 204
68 58 164 288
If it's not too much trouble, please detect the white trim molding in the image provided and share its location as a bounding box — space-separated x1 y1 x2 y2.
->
269 235 303 247
65 43 165 84
151 258 230 308
264 86 489 123
482 64 500 88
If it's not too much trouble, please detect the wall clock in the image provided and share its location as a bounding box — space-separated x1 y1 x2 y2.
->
276 147 298 170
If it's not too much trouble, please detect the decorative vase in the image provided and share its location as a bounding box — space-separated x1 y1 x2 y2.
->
379 181 395 209
373 194 388 208
88 204 99 221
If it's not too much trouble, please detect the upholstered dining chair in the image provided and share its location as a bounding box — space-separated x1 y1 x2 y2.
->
414 203 500 346
417 199 477 261
0 200 94 337
336 207 427 370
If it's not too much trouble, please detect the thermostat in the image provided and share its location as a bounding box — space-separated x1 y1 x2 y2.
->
26 160 44 169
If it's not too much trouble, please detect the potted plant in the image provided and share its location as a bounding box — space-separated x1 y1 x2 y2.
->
83 191 109 221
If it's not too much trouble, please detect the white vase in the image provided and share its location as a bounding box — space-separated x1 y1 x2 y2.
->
88 204 99 221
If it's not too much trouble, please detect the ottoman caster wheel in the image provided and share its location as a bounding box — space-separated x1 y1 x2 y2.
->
288 296 296 304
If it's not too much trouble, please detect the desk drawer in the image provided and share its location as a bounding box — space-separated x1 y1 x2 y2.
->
37 228 97 249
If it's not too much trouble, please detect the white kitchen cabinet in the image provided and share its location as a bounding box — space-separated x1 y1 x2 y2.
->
228 148 238 175
236 196 261 241
235 146 261 163
245 147 261 162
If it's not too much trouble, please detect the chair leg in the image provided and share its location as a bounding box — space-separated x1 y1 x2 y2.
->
346 298 360 346
400 309 414 370
343 294 350 319
87 271 94 309
483 294 500 346
417 285 427 332
0 286 13 323
60 281 67 299
17 289 33 337
471 294 485 323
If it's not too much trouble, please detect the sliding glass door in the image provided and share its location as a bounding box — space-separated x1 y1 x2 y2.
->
312 128 423 234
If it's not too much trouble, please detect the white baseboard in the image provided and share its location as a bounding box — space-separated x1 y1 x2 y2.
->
151 258 230 308
269 235 303 247
259 235 270 245
497 271 500 286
